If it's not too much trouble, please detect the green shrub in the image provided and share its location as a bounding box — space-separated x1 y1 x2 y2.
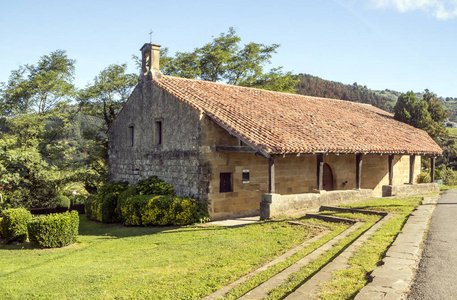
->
136 176 174 196
434 168 442 180
1 208 33 243
418 171 431 183
98 181 130 223
442 167 457 185
119 195 209 226
85 181 130 223
53 195 71 209
117 185 139 222
0 217 3 237
84 195 99 221
73 195 87 205
27 211 79 248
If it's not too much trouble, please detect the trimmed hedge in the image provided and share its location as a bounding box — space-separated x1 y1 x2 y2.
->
85 176 208 226
118 195 208 226
1 208 32 243
136 176 174 196
84 195 98 221
53 195 71 209
85 181 129 223
27 211 79 248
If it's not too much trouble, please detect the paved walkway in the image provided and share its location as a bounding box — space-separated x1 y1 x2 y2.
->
409 189 457 300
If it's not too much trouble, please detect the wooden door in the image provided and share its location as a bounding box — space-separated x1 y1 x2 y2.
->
323 163 333 191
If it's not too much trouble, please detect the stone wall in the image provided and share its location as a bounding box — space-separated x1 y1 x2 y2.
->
260 189 373 220
361 154 420 196
108 80 423 221
107 81 210 199
382 183 439 197
200 118 267 219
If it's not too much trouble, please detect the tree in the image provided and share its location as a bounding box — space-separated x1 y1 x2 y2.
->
78 63 137 130
161 27 298 92
423 89 450 138
393 90 449 139
0 50 84 208
0 50 75 116
76 64 137 192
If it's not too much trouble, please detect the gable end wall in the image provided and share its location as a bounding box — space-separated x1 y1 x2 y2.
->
107 81 210 199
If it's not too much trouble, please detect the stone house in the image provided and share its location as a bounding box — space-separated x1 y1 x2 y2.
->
107 43 442 220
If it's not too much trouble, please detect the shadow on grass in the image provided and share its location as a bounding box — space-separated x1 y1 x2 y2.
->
77 216 255 239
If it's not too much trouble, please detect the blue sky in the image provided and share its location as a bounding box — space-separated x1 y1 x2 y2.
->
1 0 456 97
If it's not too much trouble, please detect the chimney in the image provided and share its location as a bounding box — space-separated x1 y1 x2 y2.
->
140 43 162 81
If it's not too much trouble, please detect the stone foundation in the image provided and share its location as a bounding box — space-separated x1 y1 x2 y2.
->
260 189 373 220
382 183 440 197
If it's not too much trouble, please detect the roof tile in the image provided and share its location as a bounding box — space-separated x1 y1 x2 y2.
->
152 76 442 155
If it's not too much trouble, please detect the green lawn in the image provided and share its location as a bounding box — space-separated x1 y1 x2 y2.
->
0 217 326 299
0 194 432 299
317 195 424 299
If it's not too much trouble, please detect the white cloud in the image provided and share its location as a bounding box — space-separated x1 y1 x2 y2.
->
371 0 457 19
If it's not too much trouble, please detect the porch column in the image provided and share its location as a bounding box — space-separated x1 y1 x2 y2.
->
409 155 416 184
431 156 436 182
317 153 324 190
268 156 275 193
388 155 394 185
356 154 363 189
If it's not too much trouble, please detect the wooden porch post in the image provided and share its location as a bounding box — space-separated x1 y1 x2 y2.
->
431 156 436 183
409 155 416 184
268 156 275 193
388 155 394 185
317 153 324 190
356 154 363 189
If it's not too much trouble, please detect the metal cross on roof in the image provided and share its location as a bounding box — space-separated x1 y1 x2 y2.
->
149 29 153 43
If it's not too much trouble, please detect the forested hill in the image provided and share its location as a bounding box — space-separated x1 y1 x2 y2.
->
295 74 397 112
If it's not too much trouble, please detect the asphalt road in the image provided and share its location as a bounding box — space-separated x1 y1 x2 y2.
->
409 189 457 300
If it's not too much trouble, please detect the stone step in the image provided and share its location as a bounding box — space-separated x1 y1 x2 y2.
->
284 213 392 299
303 213 358 224
319 205 388 216
203 208 389 300
238 221 365 300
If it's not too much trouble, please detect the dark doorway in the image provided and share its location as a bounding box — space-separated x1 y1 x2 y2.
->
219 173 233 193
323 163 333 191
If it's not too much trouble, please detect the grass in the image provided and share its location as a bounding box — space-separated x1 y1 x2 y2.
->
317 195 424 299
236 195 425 300
222 219 349 300
439 184 457 189
0 194 433 299
0 217 326 299
264 213 381 300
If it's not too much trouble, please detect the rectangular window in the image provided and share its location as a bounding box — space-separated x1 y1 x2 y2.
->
155 121 162 145
242 169 250 183
129 126 134 147
219 173 232 193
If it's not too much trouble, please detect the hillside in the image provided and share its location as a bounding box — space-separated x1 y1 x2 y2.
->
295 74 396 112
295 74 456 121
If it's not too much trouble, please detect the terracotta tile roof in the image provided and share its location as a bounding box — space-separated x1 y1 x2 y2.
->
152 75 442 156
